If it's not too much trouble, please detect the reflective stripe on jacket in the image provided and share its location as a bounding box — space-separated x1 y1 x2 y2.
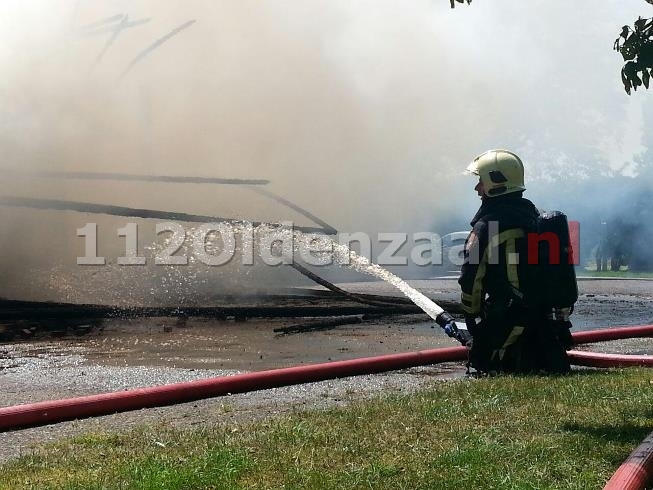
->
458 195 540 317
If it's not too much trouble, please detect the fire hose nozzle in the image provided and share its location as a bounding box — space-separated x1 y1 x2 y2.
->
435 312 471 346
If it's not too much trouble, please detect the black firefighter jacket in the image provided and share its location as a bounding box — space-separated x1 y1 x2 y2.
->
458 194 540 319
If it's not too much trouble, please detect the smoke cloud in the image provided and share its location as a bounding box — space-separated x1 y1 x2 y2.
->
0 0 650 302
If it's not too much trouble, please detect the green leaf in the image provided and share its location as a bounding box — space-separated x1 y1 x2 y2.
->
624 61 639 78
622 68 633 95
639 42 653 67
635 17 648 32
620 37 638 61
632 74 642 90
643 69 650 89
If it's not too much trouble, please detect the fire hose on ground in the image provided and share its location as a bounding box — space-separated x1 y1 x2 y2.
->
6 172 650 486
603 430 653 490
0 324 652 433
1 324 653 489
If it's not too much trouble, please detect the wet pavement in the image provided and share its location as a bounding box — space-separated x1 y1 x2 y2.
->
0 278 651 462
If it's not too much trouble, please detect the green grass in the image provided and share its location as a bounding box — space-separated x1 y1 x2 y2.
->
580 268 653 278
2 369 653 489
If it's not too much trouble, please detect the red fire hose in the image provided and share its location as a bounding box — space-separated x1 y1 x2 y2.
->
0 346 468 431
0 324 652 487
569 324 653 368
1 324 652 432
603 431 653 490
571 324 653 344
567 350 653 368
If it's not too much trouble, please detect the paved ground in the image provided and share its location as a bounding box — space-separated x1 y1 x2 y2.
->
0 278 651 462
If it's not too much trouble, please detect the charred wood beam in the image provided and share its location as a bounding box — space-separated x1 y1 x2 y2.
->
249 187 337 235
0 196 331 235
35 171 269 186
289 262 418 307
273 316 363 335
0 300 426 322
4 169 336 234
120 19 196 79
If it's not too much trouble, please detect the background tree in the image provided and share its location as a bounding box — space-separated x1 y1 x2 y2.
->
450 0 653 95
615 17 653 94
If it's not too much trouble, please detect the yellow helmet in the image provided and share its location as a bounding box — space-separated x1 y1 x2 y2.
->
466 149 526 197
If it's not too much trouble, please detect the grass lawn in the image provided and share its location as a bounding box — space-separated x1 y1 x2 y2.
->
1 369 652 489
580 269 653 279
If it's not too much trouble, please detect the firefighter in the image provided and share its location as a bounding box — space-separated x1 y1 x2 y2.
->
459 149 571 374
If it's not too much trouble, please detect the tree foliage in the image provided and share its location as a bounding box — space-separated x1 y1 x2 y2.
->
614 17 653 94
450 0 653 95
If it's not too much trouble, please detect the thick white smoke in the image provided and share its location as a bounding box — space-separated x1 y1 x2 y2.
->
0 0 649 302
